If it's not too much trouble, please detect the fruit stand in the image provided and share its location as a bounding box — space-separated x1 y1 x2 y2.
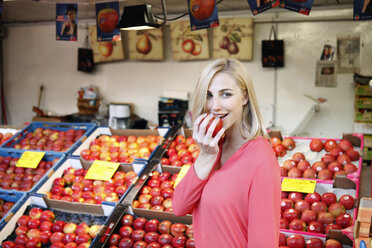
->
0 122 370 248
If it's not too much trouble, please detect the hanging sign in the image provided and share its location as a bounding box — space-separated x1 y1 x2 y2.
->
246 0 280 15
187 0 219 31
278 0 314 16
85 160 120 181
95 1 121 41
16 151 45 169
56 3 78 41
354 0 372 20
281 178 316 193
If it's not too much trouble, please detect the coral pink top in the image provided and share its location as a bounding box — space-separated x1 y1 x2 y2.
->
172 136 281 248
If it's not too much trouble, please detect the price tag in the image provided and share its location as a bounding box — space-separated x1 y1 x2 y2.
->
16 151 45 168
174 165 191 189
84 160 120 181
281 178 316 193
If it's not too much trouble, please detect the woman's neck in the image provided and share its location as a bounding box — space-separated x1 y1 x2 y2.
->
223 124 248 150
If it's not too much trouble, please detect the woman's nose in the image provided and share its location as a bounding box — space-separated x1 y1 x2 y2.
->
211 97 222 110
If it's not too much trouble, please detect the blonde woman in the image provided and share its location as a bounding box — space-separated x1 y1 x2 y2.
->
172 58 281 247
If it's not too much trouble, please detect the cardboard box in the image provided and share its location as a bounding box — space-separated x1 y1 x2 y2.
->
36 157 148 207
71 127 170 161
355 237 371 248
358 198 372 223
0 194 115 242
91 204 192 248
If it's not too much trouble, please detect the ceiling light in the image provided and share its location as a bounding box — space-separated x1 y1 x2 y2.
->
118 0 167 30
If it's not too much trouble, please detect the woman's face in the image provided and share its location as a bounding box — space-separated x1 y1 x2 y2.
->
67 11 76 21
205 72 248 130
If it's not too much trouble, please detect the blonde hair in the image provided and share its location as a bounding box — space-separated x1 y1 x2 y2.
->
192 58 268 140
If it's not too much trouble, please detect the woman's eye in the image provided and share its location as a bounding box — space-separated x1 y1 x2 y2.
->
206 93 213 99
222 92 232 97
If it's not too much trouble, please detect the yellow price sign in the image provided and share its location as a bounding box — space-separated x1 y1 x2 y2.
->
281 178 316 193
84 160 120 181
16 151 45 168
174 165 191 189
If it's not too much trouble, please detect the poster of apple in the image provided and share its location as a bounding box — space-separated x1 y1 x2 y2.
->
170 20 209 61
128 29 164 61
89 26 124 63
95 2 121 41
212 18 253 61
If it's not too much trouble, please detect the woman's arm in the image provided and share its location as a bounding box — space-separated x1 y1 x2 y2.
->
247 156 281 247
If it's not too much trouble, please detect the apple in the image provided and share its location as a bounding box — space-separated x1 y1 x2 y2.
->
29 207 43 219
15 234 29 246
118 237 134 248
40 230 52 244
307 221 324 233
283 160 297 171
310 139 323 152
279 233 286 246
286 234 305 248
300 209 317 225
339 194 354 210
15 225 29 236
109 233 121 246
280 167 288 177
337 154 351 165
311 161 326 172
145 219 160 233
89 224 101 238
338 139 353 151
295 200 310 212
281 199 294 211
119 226 134 238
65 242 78 248
75 223 90 236
270 137 282 146
63 222 77 234
99 42 113 57
324 139 337 152
171 223 187 236
280 217 289 229
321 154 336 164
133 217 147 230
288 167 302 178
321 192 337 206
303 168 317 179
292 152 305 163
335 213 352 228
288 192 304 203
317 211 334 225
158 220 172 234
325 223 342 235
328 202 346 217
346 148 360 161
158 233 173 246
282 137 295 150
131 229 146 242
329 147 344 158
121 214 134 226
311 201 327 213
318 169 333 180
63 232 77 244
172 235 187 248
50 232 66 243
289 219 306 231
344 163 357 174
273 144 287 157
162 198 172 209
144 232 160 243
305 238 324 248
28 218 41 229
297 160 310 172
328 162 343 174
304 192 321 205
75 233 91 245
325 239 342 248
26 237 42 248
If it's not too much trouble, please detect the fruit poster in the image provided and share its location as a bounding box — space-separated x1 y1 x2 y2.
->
128 29 164 61
354 0 372 20
56 3 78 41
246 0 280 15
278 0 315 16
89 26 125 63
170 20 209 61
212 18 253 61
95 2 121 42
187 0 219 31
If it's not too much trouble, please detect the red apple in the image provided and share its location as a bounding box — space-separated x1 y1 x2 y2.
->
307 221 324 233
344 163 358 174
317 211 334 225
289 219 306 231
172 235 187 248
274 144 287 157
335 213 352 228
119 226 133 238
304 192 321 205
50 232 66 243
121 214 134 226
321 192 337 206
118 237 134 248
282 137 296 150
325 223 342 235
286 234 305 248
337 154 351 166
305 238 324 248
158 233 173 246
133 217 147 230
280 217 289 229
328 202 346 217
325 239 342 248
346 148 360 161
171 223 187 236
338 139 353 151
295 200 310 212
339 194 354 210
29 207 43 219
324 139 337 152
131 229 146 242
158 220 172 234
283 208 300 223
288 192 304 203
281 199 294 211
303 168 317 179
310 139 323 152
318 169 333 180
300 209 317 225
144 232 159 244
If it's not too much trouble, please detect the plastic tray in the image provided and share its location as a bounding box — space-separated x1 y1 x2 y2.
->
1 122 97 155
0 149 65 194
0 190 27 229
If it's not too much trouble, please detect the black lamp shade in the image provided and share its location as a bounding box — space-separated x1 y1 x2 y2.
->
118 4 160 30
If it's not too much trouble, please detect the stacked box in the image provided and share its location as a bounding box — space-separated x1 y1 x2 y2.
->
1 121 97 155
0 190 27 229
36 156 148 207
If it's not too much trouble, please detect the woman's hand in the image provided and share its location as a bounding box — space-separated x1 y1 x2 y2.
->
192 113 225 179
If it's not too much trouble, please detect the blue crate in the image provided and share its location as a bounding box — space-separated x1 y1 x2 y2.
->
1 122 97 155
0 149 65 194
0 190 27 229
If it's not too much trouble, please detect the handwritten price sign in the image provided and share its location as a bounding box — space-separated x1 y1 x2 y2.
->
84 160 120 181
16 151 45 168
281 178 316 193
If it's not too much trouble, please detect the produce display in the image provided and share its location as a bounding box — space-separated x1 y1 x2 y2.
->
0 132 15 145
1 205 105 248
280 191 355 234
132 170 178 212
161 135 199 167
0 156 60 191
11 128 86 152
80 134 163 163
108 213 194 248
272 137 360 180
45 166 137 204
279 233 343 248
0 199 15 219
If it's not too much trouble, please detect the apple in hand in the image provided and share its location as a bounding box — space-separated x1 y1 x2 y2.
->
201 114 223 138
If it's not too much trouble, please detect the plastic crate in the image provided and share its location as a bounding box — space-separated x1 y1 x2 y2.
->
1 122 97 155
356 98 372 109
0 149 65 194
0 190 27 229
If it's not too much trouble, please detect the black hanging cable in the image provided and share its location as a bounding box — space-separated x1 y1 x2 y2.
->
154 0 224 22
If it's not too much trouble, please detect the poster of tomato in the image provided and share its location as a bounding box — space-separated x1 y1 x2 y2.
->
95 2 121 41
170 20 209 61
212 18 253 61
89 26 125 63
128 28 164 61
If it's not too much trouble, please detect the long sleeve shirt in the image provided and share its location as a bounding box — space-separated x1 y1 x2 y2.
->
172 136 281 248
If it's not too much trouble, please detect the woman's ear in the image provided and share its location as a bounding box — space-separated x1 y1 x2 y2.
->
243 94 249 105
